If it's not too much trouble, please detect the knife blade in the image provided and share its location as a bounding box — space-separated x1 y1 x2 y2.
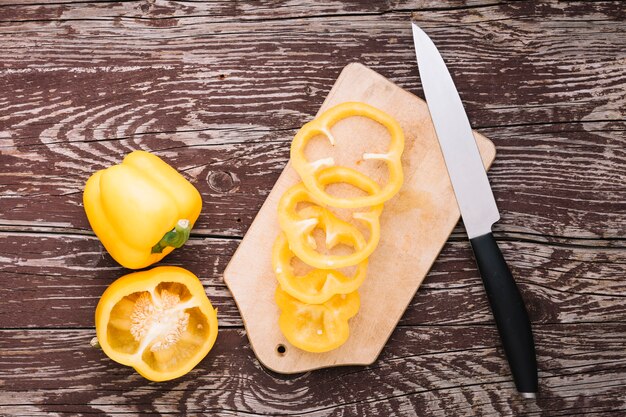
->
412 22 538 397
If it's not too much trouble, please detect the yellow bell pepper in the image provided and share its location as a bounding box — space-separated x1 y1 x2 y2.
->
95 266 218 382
83 150 202 269
278 170 383 269
290 102 405 208
272 233 367 304
276 286 359 353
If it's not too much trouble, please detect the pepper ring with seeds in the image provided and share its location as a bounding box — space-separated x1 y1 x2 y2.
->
277 170 383 269
290 101 405 209
94 266 218 381
272 232 368 304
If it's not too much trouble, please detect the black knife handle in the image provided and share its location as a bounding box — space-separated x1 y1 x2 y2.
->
470 232 538 396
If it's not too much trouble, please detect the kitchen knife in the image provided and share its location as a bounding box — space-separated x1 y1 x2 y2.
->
411 22 538 397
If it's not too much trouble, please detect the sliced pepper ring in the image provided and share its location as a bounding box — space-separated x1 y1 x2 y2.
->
275 286 360 353
95 266 218 382
272 232 368 304
286 205 366 269
290 101 405 208
277 174 382 269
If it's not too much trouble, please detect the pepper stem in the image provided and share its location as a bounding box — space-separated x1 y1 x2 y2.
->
151 219 191 254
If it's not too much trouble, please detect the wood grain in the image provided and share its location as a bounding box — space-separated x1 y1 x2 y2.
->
1 325 625 416
1 1 624 239
2 231 624 329
0 0 625 415
1 120 623 238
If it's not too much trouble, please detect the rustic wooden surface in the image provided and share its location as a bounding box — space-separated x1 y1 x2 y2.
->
0 0 624 416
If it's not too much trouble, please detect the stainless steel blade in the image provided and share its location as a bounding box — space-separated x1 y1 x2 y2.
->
412 23 500 238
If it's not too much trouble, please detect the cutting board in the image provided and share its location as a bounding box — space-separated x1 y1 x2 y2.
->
223 63 496 373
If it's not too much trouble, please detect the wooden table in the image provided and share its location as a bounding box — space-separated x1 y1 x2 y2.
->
1 1 624 415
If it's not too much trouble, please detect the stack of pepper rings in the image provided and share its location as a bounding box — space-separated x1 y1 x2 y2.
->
273 102 405 353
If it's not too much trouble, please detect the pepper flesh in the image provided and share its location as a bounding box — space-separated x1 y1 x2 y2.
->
277 174 382 269
284 204 367 269
272 232 368 304
290 102 405 208
95 266 218 382
275 286 359 353
83 150 202 269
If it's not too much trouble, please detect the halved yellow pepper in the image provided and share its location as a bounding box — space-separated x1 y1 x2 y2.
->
95 266 218 382
272 232 367 304
277 171 382 269
290 102 405 208
84 150 202 269
276 286 359 353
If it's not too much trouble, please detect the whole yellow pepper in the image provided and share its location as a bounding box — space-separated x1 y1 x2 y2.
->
83 151 202 269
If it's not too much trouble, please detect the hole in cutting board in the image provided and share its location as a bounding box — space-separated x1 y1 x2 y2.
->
276 344 287 356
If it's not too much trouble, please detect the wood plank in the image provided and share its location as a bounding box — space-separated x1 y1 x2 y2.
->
0 0 578 22
1 232 624 329
2 121 624 238
0 1 623 127
0 0 622 24
0 324 624 416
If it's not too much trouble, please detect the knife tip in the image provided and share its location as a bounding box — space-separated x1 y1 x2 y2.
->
410 22 429 47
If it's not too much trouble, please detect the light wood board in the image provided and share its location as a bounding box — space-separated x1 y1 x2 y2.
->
223 63 496 374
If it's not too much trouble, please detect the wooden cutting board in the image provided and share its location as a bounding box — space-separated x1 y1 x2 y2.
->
223 63 496 374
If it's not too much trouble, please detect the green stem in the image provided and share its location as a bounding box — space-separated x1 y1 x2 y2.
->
151 219 191 254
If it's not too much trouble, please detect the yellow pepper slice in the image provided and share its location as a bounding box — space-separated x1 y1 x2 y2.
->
281 203 366 269
290 101 405 208
276 286 359 353
272 232 367 304
95 266 218 382
277 171 382 269
84 150 202 269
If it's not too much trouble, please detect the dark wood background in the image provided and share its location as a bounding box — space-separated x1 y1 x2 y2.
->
1 0 625 415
